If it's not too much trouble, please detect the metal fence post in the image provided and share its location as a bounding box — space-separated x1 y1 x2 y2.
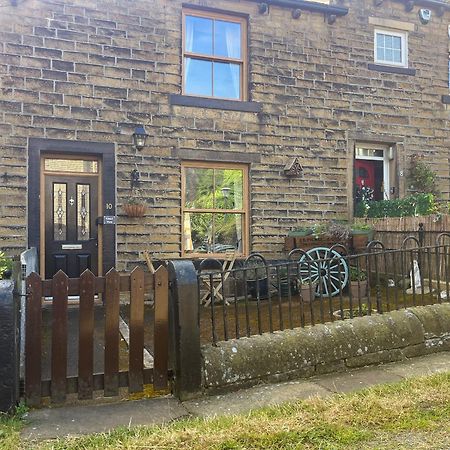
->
168 260 202 400
418 223 425 248
0 281 20 412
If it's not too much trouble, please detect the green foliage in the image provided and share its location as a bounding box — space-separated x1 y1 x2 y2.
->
355 193 438 218
349 266 367 282
350 223 373 232
0 251 12 279
187 169 243 248
407 154 440 197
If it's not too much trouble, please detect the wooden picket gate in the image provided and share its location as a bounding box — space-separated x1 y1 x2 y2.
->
24 266 169 407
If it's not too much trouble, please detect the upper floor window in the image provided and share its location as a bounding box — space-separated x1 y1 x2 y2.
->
374 29 408 67
182 9 247 100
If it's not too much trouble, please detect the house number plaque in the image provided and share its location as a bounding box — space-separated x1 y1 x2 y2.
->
103 216 116 225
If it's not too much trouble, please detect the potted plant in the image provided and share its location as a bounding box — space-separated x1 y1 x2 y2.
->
349 266 368 298
123 197 147 218
351 223 374 252
287 227 313 238
0 251 12 280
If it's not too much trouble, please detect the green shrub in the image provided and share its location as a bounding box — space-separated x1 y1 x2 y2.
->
355 194 438 218
0 251 12 279
349 266 367 282
407 154 440 197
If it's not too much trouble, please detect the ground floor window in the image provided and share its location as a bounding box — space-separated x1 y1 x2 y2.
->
181 162 249 257
354 143 394 215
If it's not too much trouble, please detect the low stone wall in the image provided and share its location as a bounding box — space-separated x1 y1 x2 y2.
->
202 304 450 393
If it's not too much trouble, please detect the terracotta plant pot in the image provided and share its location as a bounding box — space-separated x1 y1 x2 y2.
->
352 234 369 252
350 280 368 299
123 203 147 217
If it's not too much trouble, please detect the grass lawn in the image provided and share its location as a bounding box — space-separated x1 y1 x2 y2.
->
2 372 449 450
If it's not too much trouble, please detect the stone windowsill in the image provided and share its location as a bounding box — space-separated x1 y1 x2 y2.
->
169 94 262 113
368 63 416 76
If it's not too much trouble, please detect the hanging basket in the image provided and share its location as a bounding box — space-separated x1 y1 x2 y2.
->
123 203 147 217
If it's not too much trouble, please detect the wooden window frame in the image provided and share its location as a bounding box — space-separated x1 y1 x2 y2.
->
181 161 250 258
354 142 392 203
374 28 408 68
182 7 248 101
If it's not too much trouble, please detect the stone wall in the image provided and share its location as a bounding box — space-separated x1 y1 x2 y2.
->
202 303 450 393
0 0 450 267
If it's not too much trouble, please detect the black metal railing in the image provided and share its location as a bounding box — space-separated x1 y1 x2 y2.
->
197 235 450 345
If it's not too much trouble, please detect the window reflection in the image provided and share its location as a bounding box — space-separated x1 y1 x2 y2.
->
214 63 240 99
183 165 247 255
184 11 245 100
184 58 213 97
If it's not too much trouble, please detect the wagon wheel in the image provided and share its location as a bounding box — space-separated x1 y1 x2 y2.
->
298 247 349 297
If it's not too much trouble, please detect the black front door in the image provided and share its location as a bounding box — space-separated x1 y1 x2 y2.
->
45 174 99 278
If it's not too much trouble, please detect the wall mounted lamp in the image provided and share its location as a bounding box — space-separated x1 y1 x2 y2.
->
292 8 302 19
327 14 337 25
405 1 415 12
132 125 148 151
258 2 269 14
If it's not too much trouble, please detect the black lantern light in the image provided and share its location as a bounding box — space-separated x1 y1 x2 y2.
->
132 125 147 151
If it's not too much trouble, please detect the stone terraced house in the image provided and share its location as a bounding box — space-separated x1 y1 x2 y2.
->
1 0 450 277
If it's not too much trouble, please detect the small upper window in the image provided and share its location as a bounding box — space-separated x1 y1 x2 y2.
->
183 9 247 100
374 29 408 67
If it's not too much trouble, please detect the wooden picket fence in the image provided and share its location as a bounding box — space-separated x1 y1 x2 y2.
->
25 266 169 407
357 214 450 249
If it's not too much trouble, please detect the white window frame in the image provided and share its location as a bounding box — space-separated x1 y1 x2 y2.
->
355 145 391 200
374 28 408 68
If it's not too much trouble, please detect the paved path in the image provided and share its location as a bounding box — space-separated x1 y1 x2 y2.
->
22 351 450 440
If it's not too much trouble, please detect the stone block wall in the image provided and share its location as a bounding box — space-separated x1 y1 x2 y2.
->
202 304 450 393
0 0 449 267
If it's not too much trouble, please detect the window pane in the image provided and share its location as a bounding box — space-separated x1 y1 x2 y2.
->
185 212 213 253
53 183 67 241
185 58 212 96
45 159 98 173
213 213 243 253
393 49 402 63
385 48 393 61
214 20 241 58
213 62 240 99
392 36 402 51
77 184 90 241
184 168 214 209
377 46 385 61
355 148 384 158
376 33 384 48
185 15 213 55
385 35 393 48
214 169 244 210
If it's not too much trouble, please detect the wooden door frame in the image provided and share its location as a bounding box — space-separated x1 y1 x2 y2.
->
28 138 116 278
